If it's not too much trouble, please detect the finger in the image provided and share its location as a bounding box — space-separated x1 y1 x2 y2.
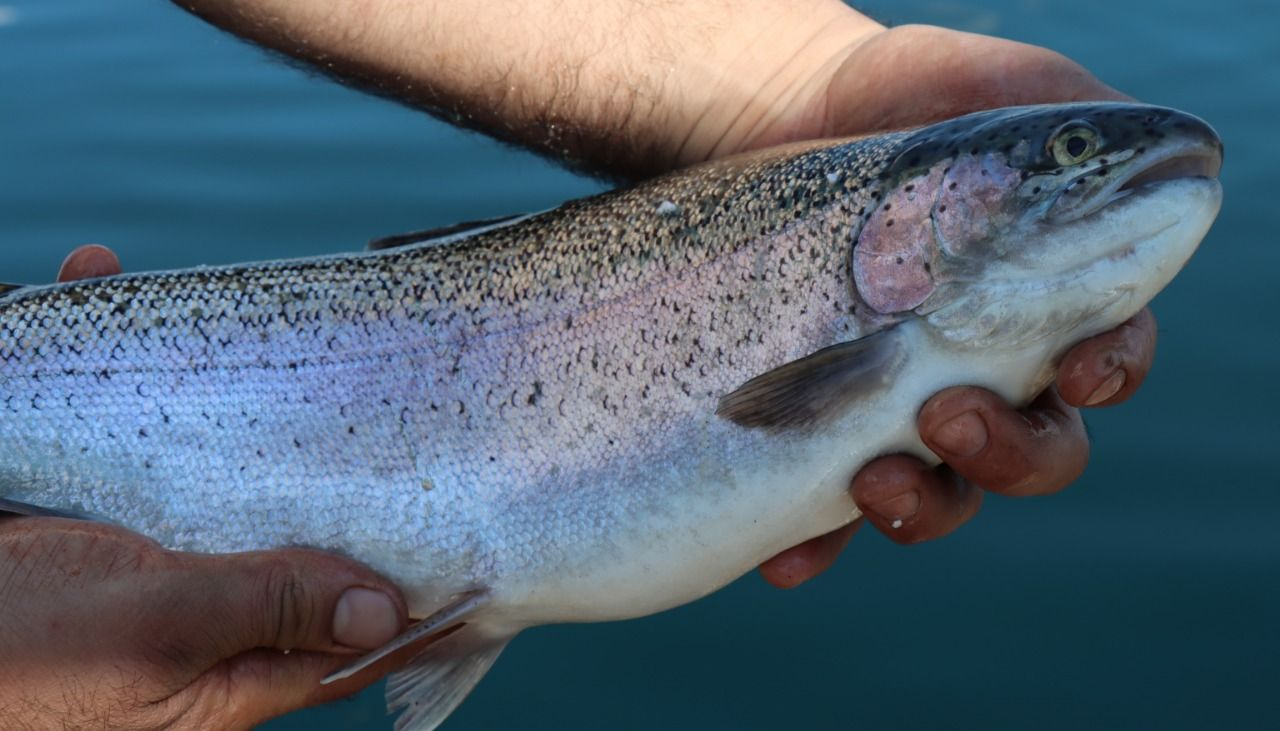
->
188 548 407 662
175 649 350 731
758 521 860 589
1057 308 1157 408
180 622 459 729
852 455 983 545
57 244 122 282
919 386 1089 497
826 25 1131 138
217 649 383 726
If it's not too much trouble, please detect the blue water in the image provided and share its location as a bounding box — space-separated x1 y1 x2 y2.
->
2 1 1277 729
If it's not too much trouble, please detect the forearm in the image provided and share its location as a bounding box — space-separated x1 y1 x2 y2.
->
173 0 881 178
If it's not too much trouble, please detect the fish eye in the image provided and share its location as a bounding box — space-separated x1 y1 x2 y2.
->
1049 122 1101 166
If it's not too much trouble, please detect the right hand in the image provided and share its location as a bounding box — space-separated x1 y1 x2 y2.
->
734 24 1158 588
0 245 409 731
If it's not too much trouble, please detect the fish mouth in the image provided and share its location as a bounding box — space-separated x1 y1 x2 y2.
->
1074 144 1223 221
1117 151 1221 193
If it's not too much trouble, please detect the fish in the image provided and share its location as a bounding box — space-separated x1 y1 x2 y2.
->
0 102 1222 730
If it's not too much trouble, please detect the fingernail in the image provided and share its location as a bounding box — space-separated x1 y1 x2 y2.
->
931 411 987 457
1085 369 1126 406
867 490 920 527
57 244 120 282
333 588 400 650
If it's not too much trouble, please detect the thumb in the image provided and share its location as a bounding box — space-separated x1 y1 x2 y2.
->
825 25 1129 137
160 549 408 728
192 547 407 658
57 244 122 281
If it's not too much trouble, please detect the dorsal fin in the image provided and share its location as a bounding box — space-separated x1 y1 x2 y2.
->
368 213 531 251
0 497 104 522
0 282 27 297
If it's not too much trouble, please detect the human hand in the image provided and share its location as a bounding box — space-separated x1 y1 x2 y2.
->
0 246 408 731
729 24 1157 587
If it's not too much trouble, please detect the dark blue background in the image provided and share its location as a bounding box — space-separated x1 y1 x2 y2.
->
2 1 1276 728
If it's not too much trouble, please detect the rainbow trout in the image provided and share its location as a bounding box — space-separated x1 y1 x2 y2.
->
0 103 1222 730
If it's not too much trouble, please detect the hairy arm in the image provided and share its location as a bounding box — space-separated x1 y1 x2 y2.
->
175 0 876 178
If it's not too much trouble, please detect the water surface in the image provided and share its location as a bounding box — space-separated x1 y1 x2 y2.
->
2 1 1277 728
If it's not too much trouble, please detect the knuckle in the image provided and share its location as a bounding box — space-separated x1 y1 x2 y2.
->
1001 433 1089 497
259 561 313 649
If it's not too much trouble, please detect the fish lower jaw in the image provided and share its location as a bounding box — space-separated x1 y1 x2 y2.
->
1071 178 1221 321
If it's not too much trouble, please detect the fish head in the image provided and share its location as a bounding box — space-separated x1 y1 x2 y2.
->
849 102 1223 351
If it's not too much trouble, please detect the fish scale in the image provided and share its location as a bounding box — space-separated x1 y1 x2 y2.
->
0 102 1223 731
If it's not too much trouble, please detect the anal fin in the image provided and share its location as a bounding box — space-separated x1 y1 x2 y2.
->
323 588 512 730
323 588 490 683
387 624 512 731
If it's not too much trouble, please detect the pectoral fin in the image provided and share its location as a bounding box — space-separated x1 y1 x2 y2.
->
717 328 905 430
